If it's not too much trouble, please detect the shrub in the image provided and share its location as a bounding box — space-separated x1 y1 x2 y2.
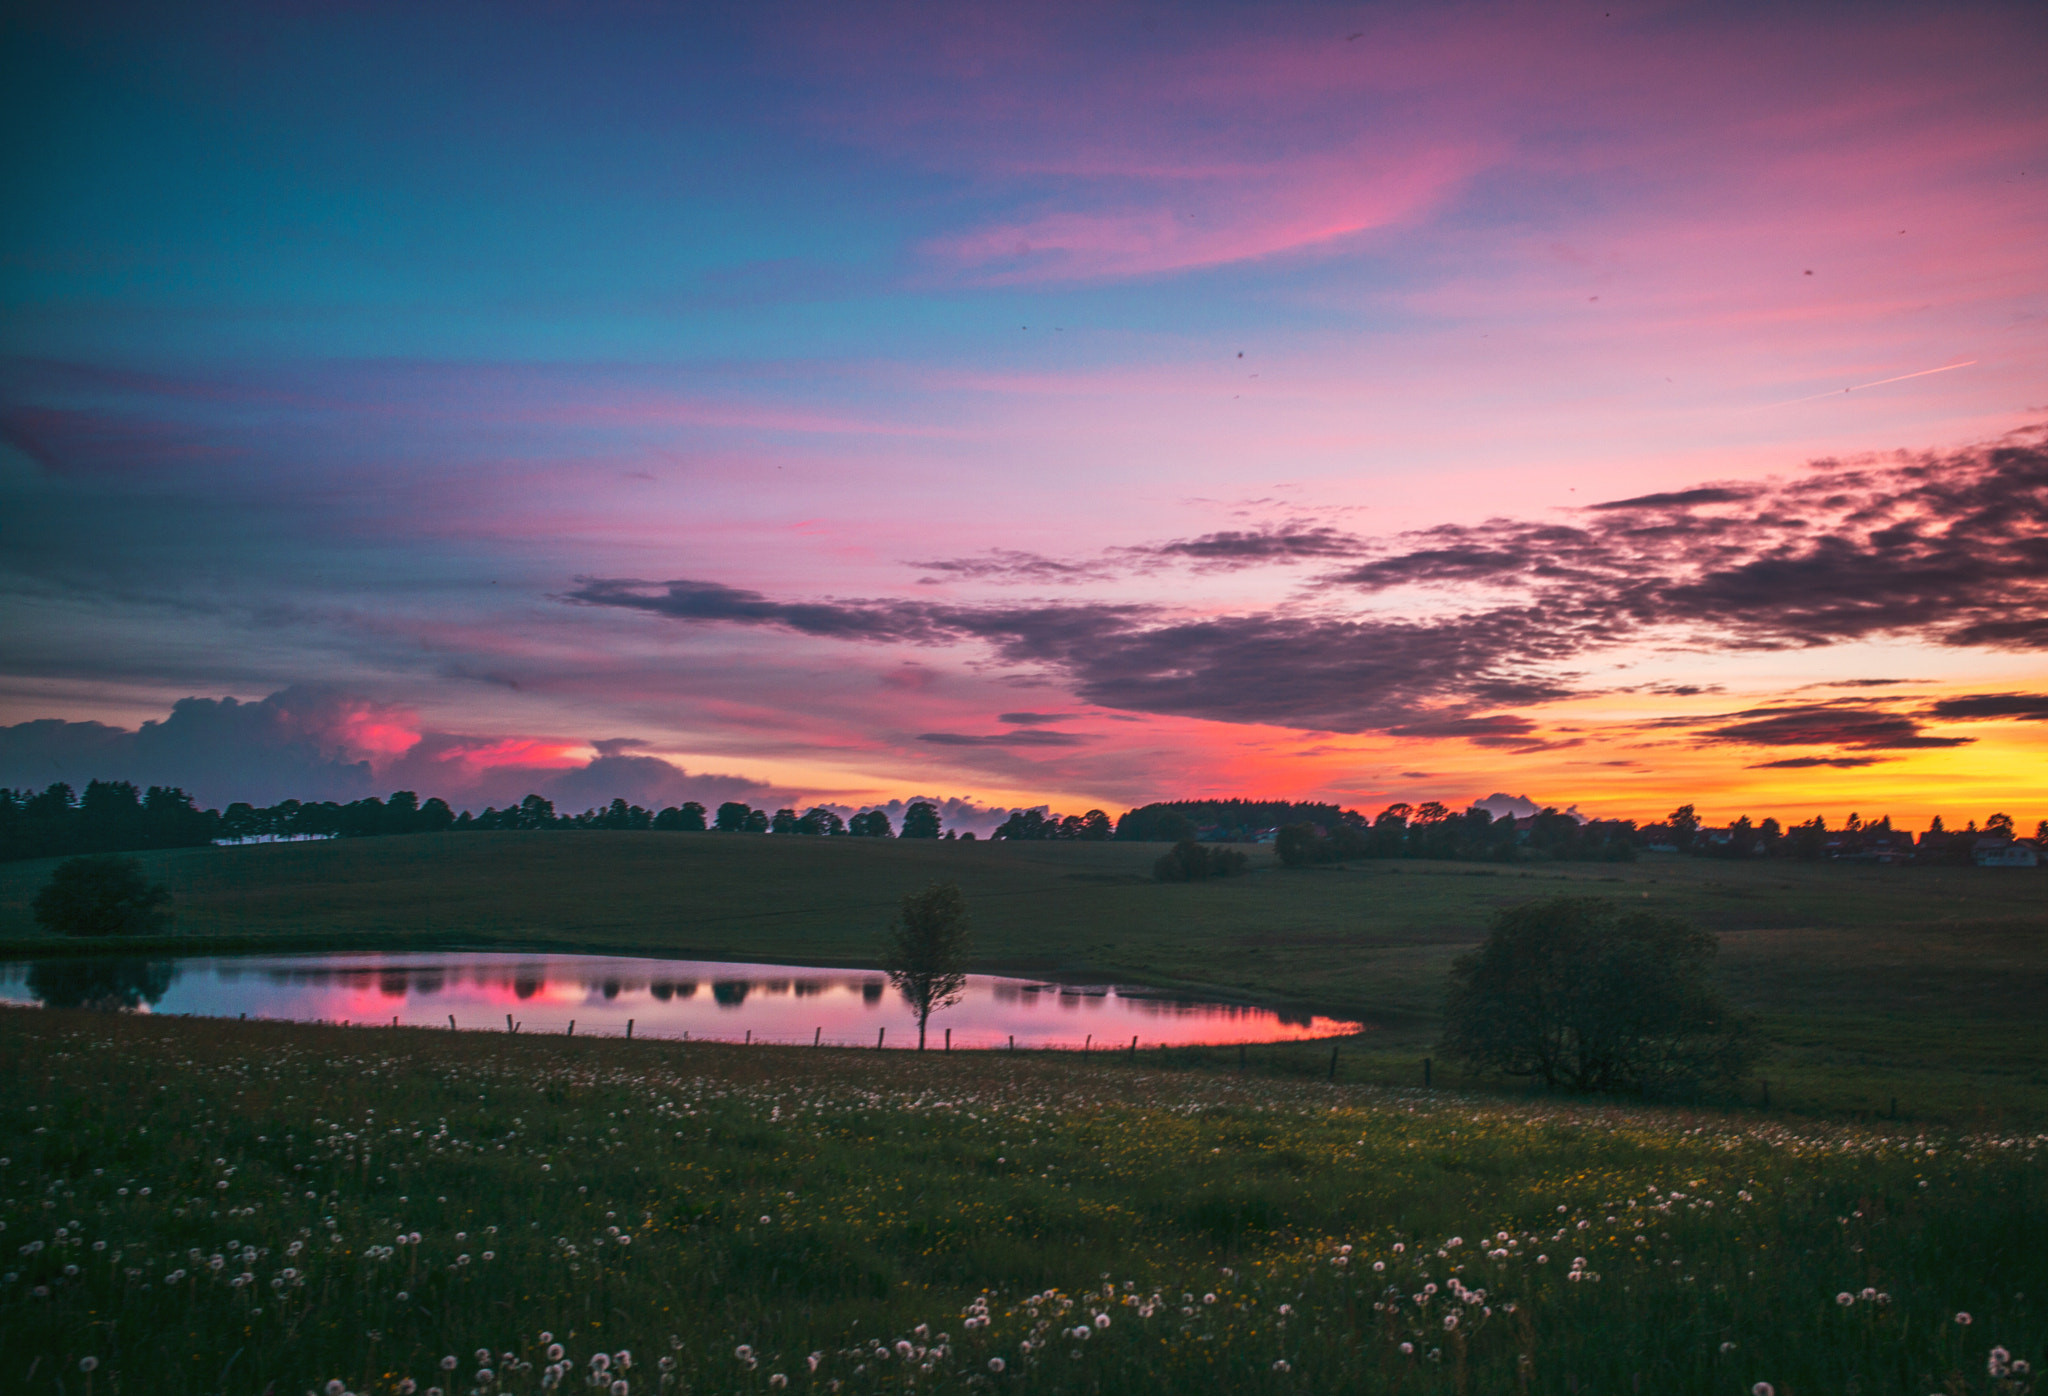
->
1153 839 1249 882
31 854 172 937
1440 895 1752 1096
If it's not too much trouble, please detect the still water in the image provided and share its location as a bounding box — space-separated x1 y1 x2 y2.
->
0 951 1359 1048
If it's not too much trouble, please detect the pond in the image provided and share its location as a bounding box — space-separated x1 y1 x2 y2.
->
0 951 1360 1049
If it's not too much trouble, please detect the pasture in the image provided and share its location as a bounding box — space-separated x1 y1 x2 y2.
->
3 1008 2042 1395
0 833 2042 1121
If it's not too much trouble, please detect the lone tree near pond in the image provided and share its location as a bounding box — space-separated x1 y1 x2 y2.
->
32 854 171 937
1440 896 1752 1096
883 881 971 1050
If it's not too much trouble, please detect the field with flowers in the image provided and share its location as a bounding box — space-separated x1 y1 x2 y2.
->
2 833 2044 1122
4 1007 2043 1395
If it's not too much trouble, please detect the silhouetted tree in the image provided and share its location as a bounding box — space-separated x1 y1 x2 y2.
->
714 801 755 832
654 801 708 831
32 856 172 937
770 808 801 834
901 801 942 839
848 809 893 837
1153 839 1249 882
798 806 845 836
883 881 971 1050
1440 896 1751 1096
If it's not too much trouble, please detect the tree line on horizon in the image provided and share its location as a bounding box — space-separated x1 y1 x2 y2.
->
1 779 2039 867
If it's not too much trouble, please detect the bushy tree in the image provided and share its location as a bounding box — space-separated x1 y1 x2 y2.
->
714 801 756 832
1153 839 1249 882
1440 896 1751 1097
32 855 172 937
900 801 942 839
882 881 971 1050
848 809 893 837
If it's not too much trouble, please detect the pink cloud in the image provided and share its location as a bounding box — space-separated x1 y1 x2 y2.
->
921 142 1492 283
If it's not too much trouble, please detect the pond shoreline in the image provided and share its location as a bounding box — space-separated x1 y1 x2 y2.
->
0 929 1374 1025
0 945 1367 1048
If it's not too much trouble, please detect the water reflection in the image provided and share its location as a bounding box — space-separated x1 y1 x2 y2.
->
22 959 176 1012
0 952 1360 1048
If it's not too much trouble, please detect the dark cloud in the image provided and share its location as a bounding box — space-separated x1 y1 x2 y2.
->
1334 546 1533 591
1386 714 1547 749
906 549 1116 584
561 577 954 641
1747 755 1888 769
916 730 1089 747
1130 526 1368 568
591 737 653 756
909 527 1369 585
1695 702 1970 751
543 753 771 811
1926 692 2048 721
997 712 1071 725
0 687 381 805
1587 486 1761 511
565 432 2048 740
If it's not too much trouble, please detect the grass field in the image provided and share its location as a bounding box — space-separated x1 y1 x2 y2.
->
4 1008 2043 1396
1 833 2043 1122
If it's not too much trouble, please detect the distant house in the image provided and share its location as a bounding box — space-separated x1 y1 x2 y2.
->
1972 837 2040 868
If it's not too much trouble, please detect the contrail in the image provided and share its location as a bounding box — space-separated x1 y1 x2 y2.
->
1752 359 1977 411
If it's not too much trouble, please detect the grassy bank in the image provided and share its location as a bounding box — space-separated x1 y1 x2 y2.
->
3 1008 2041 1395
1 833 2044 1122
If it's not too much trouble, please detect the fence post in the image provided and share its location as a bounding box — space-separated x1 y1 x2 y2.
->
1009 1034 1015 1053
449 1014 456 1031
878 1027 885 1049
627 1019 633 1040
1085 1034 1091 1052
567 1020 574 1037
945 1028 951 1052
1329 1045 1340 1080
507 1014 514 1032
1130 1035 1138 1058
815 1027 821 1047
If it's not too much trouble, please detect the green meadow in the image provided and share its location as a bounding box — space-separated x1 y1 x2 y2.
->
1 832 2043 1121
3 1009 2043 1396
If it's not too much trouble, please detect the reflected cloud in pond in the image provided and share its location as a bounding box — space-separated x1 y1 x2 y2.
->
0 952 1360 1048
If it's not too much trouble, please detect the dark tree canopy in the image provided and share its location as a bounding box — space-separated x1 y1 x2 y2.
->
1440 896 1752 1097
32 855 172 937
1152 839 1249 882
882 881 971 1050
848 809 894 838
900 801 943 839
1116 799 1351 842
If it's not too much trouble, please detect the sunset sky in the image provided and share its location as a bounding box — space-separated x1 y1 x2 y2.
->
3 0 2045 830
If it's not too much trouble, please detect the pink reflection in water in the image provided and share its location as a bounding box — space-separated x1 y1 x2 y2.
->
0 951 1360 1047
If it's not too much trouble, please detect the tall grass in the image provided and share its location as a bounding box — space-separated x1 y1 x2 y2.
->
2 1008 2040 1394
